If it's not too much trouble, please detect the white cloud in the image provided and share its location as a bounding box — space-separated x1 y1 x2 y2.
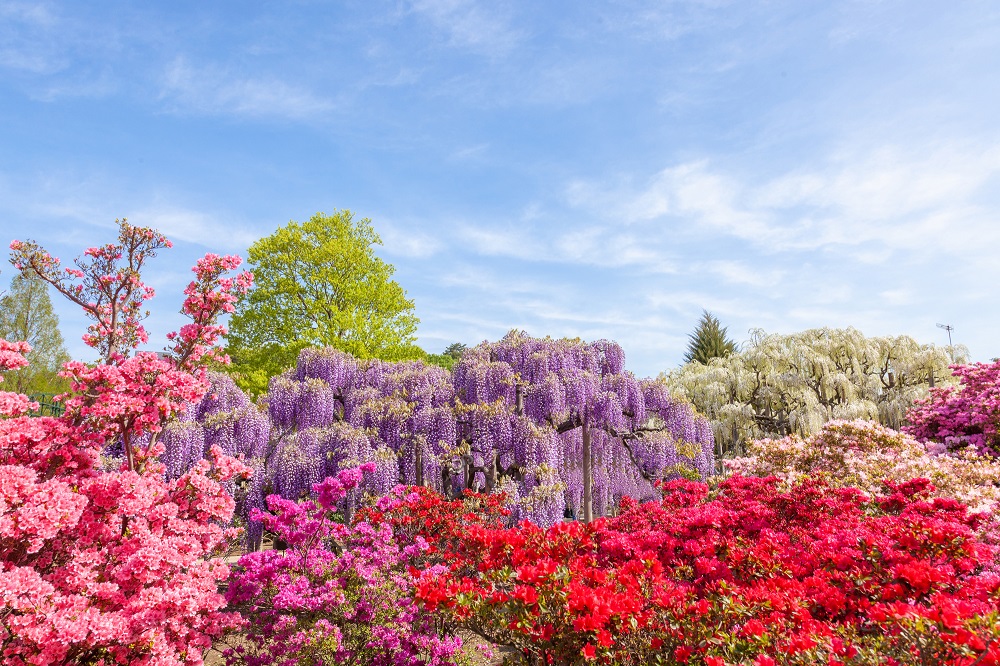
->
0 1 66 74
128 204 259 251
455 224 546 261
408 0 524 56
569 140 1000 260
160 57 335 121
0 169 259 252
702 260 783 288
376 220 443 258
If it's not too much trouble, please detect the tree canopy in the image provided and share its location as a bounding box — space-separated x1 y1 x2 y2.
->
684 310 737 364
664 327 965 458
0 273 70 395
424 342 467 371
226 211 420 395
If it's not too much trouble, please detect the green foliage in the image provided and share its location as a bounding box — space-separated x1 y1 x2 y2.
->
424 343 467 371
0 273 70 394
225 211 421 395
683 310 737 364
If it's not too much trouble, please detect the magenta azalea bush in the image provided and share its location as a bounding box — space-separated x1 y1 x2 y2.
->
224 464 472 666
905 360 1000 456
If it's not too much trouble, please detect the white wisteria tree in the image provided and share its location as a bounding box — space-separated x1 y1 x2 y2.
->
663 327 967 458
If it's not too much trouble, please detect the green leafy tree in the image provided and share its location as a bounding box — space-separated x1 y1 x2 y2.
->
226 211 420 395
683 310 737 364
424 342 468 371
0 273 71 395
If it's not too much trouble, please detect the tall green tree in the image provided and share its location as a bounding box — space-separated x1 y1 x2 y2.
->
684 310 737 364
226 211 421 395
0 273 71 395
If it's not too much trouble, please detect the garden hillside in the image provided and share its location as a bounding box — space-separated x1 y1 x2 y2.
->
3 220 1000 665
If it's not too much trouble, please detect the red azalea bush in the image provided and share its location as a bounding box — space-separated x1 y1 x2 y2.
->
905 361 1000 456
415 475 1000 666
1 221 253 665
358 484 512 564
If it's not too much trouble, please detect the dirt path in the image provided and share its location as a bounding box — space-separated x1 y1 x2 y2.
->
204 630 515 665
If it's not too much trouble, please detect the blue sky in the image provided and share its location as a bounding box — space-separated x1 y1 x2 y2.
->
2 0 999 377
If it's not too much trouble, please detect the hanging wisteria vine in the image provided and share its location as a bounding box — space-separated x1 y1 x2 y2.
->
157 371 271 547
160 333 715 540
452 331 715 523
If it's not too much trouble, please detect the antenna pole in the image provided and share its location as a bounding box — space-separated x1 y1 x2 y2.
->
936 323 954 347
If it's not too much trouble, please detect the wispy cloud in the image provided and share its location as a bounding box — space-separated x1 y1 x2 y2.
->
569 139 1000 258
160 57 335 121
408 0 524 56
129 204 259 251
701 260 783 288
453 220 675 271
0 0 66 74
376 219 443 258
0 169 259 252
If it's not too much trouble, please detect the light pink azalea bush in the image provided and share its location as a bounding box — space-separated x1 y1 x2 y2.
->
726 419 1000 513
905 360 1000 456
1 220 253 665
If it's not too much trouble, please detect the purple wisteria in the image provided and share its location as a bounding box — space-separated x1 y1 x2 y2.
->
158 371 271 546
453 331 715 523
161 333 715 536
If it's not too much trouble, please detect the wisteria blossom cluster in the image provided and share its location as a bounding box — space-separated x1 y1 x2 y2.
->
1 223 252 665
224 465 473 666
262 349 457 521
161 332 714 536
727 420 1000 513
905 360 1000 456
451 331 715 523
156 371 271 547
416 475 1000 665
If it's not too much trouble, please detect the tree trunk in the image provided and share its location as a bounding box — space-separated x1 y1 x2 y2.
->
485 452 498 492
415 442 424 487
582 419 593 523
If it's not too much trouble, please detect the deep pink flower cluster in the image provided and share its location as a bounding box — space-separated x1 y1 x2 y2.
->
225 465 472 666
2 225 254 665
905 360 1000 456
168 253 253 372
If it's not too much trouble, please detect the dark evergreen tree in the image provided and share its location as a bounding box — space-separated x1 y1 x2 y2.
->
684 310 737 364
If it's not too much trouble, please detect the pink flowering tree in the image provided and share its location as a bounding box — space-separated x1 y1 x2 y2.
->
1 221 255 665
904 360 1000 456
11 219 253 472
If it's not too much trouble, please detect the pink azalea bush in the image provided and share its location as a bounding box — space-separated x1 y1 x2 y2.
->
905 361 1000 456
224 464 474 666
2 220 254 665
726 420 1000 513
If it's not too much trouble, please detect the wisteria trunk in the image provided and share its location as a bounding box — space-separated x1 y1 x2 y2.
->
582 419 593 523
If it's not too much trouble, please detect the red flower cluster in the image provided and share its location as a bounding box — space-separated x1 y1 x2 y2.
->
408 476 1000 665
358 485 511 565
